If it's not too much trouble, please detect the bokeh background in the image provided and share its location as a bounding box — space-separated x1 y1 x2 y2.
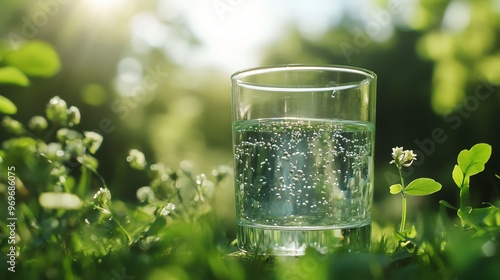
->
1 0 499 227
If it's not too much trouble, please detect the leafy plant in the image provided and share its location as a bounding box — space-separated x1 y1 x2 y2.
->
0 41 498 277
440 143 499 231
388 147 442 242
1 95 500 279
0 40 60 114
0 94 238 279
378 143 499 278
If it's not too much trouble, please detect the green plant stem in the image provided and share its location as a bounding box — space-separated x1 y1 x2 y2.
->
459 173 470 209
173 179 184 206
93 204 133 245
398 167 407 232
400 193 407 232
112 216 133 245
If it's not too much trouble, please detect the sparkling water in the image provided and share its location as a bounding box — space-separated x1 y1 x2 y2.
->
233 118 374 255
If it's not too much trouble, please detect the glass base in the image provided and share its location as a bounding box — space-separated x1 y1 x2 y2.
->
236 222 371 256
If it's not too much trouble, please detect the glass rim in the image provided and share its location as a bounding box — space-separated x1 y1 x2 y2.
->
231 64 377 83
231 64 377 92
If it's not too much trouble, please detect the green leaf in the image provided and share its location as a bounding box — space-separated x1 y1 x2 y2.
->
457 143 492 177
0 95 17 114
404 178 442 196
0 66 30 86
394 225 417 241
3 40 61 77
452 165 464 188
145 216 167 236
389 183 403 194
459 183 470 208
458 206 500 228
2 137 37 150
482 206 500 227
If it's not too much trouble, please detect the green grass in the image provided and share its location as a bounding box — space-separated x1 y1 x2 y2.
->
1 97 500 280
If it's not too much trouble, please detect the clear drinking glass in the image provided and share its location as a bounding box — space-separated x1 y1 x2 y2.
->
231 65 377 256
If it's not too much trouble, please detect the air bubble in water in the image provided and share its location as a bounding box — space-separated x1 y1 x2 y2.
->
331 90 337 98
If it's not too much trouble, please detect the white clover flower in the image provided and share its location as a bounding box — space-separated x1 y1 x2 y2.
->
390 146 417 168
403 150 417 166
390 147 404 164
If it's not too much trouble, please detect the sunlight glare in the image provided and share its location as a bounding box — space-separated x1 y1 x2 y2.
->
83 0 124 11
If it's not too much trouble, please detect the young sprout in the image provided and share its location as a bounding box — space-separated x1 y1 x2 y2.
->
389 147 441 234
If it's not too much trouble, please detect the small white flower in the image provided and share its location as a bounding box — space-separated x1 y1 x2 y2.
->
402 150 417 167
390 147 417 168
390 147 404 165
93 187 112 205
83 131 103 154
194 174 215 202
159 203 176 217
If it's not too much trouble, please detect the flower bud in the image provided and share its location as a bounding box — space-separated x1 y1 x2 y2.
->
93 187 112 206
46 96 68 125
83 131 103 154
212 165 231 182
136 186 155 203
80 154 99 169
65 138 86 157
127 149 146 170
159 203 176 217
67 106 81 127
28 116 48 132
57 128 82 142
2 116 25 135
45 142 68 162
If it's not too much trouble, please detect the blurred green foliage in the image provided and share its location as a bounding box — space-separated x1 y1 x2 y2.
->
0 0 499 278
1 99 500 279
0 40 61 114
0 0 498 207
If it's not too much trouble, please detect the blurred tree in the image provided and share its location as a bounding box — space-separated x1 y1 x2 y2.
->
0 0 498 210
260 0 499 212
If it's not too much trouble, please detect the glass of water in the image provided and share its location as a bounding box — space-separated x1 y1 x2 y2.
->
231 65 377 255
